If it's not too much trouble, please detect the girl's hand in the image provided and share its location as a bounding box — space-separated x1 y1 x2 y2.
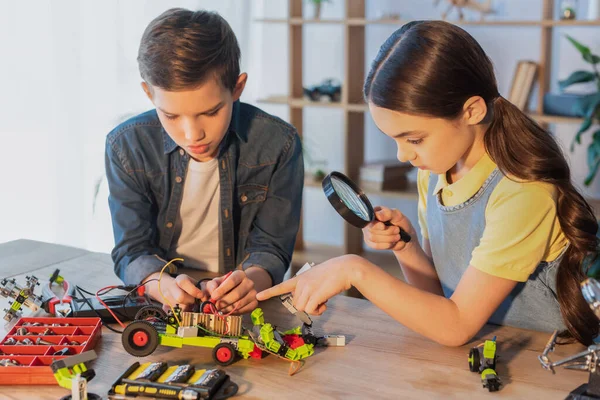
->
363 206 417 252
256 255 362 315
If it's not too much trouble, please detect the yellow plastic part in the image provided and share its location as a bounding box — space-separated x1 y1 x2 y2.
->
483 340 496 359
251 308 265 325
481 368 497 379
127 362 153 380
53 363 88 390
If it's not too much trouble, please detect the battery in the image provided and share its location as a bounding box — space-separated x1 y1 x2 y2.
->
136 362 168 381
190 369 226 389
164 365 195 384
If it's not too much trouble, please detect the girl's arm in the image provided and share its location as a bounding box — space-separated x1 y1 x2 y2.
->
364 207 443 295
351 256 517 346
393 238 444 296
257 254 517 347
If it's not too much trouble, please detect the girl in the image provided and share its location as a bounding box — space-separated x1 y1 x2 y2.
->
257 20 599 346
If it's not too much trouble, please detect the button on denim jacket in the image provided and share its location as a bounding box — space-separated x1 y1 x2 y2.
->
105 101 304 286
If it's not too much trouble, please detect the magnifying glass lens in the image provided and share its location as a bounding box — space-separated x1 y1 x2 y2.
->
331 176 370 221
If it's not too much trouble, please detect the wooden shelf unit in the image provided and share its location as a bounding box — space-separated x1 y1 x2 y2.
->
257 97 586 124
255 18 600 27
257 0 600 261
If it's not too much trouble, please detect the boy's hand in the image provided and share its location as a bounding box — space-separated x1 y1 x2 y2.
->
206 267 271 315
256 255 362 315
143 273 207 312
363 206 417 252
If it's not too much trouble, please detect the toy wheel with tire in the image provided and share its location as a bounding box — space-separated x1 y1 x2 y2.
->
212 342 237 366
469 347 480 372
134 305 167 321
309 89 320 101
122 321 159 357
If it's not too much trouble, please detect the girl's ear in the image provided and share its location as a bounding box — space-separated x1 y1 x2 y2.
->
462 96 488 126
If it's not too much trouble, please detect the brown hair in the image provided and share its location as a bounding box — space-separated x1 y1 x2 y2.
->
138 8 240 91
364 20 599 344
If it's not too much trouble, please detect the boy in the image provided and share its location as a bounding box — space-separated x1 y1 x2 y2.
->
105 8 303 314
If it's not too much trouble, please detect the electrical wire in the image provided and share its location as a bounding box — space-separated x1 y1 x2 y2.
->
121 278 159 320
158 258 184 325
201 301 239 335
75 285 123 334
95 286 127 328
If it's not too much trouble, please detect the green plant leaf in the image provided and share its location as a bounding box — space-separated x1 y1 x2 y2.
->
585 131 600 186
566 34 592 60
559 71 597 90
585 53 600 65
572 117 592 151
573 93 600 118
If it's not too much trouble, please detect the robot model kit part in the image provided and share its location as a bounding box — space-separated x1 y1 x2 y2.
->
468 336 501 392
0 275 42 322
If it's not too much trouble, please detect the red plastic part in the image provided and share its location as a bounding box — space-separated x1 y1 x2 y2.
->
282 334 305 349
132 331 149 347
45 281 73 315
248 344 264 359
0 317 102 385
216 346 233 362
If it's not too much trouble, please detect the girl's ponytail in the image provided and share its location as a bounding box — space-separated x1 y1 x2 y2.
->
486 97 599 344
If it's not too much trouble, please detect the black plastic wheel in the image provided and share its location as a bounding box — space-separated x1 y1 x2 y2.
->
309 89 320 101
134 305 167 321
122 321 159 357
469 347 480 372
212 342 237 367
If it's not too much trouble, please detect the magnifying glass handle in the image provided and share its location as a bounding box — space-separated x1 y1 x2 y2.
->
383 221 411 243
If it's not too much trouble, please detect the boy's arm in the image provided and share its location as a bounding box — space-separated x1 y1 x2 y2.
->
105 138 166 285
241 131 304 286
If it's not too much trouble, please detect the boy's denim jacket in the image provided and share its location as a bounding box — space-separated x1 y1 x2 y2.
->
105 101 304 286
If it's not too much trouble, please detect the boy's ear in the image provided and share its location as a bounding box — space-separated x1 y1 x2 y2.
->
141 82 154 102
462 96 488 126
232 73 248 102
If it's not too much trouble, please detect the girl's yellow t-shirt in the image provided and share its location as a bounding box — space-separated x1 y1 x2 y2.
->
417 153 569 282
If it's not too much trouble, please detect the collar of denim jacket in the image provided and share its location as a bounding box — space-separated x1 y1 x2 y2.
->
162 100 245 154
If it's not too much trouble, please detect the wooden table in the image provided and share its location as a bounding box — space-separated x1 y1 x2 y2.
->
0 240 589 399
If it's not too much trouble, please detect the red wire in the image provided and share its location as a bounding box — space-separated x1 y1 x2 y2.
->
96 285 126 328
204 302 239 335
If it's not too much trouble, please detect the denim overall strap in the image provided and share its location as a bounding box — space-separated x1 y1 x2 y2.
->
426 169 566 332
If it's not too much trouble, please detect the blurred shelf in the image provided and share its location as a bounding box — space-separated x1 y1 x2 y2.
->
255 18 344 24
304 178 418 201
528 112 585 124
547 19 600 26
255 18 600 27
257 96 347 109
351 18 545 26
259 97 586 125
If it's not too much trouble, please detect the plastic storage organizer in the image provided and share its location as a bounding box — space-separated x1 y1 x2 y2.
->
0 317 101 385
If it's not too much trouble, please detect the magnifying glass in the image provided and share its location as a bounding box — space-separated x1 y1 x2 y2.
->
322 171 411 243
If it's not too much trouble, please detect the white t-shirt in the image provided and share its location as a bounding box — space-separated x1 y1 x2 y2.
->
168 157 221 272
